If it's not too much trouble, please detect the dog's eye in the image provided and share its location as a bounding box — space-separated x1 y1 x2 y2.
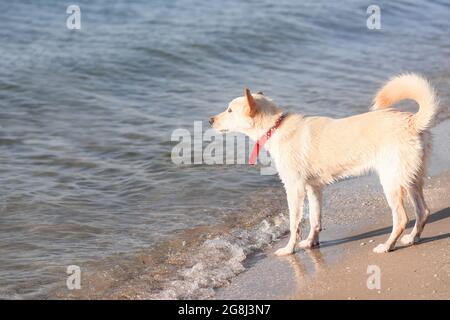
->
228 108 232 113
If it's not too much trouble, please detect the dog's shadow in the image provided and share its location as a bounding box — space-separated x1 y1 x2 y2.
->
320 206 450 249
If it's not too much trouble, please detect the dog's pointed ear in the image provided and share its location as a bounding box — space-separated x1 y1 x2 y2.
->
245 88 257 116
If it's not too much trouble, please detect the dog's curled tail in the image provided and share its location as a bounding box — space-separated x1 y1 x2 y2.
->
371 73 438 132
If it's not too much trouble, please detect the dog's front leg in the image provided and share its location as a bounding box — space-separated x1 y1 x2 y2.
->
298 184 322 249
275 182 305 256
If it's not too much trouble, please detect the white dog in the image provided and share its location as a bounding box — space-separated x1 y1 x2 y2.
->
210 74 438 255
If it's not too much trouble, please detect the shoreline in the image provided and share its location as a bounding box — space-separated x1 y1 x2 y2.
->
217 120 450 300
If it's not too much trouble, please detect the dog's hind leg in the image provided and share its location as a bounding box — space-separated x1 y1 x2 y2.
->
401 176 430 245
298 184 322 249
275 182 305 256
373 183 408 253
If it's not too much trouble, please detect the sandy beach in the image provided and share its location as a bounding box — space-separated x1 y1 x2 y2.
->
217 119 450 300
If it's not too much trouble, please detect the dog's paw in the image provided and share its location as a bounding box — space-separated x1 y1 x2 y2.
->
298 239 319 249
274 246 294 256
400 234 419 245
372 243 392 253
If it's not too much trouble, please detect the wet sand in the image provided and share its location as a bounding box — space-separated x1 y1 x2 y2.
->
217 120 450 300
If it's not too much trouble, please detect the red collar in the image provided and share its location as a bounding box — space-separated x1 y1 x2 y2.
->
249 113 287 165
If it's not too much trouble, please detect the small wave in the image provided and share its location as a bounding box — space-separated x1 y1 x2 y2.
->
146 211 289 299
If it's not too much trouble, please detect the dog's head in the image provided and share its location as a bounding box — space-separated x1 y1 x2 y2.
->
209 89 281 134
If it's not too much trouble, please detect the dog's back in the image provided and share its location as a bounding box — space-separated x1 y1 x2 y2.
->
279 74 438 187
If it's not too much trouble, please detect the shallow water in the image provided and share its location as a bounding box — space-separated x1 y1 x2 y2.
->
0 0 449 298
